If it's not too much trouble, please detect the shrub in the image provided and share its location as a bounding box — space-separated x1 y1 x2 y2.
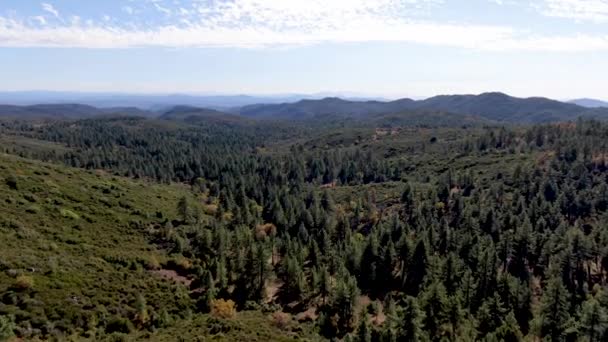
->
203 204 218 215
26 205 41 214
5 175 17 190
210 299 236 319
271 311 292 329
60 209 80 220
14 275 34 291
255 223 277 240
1 219 23 230
144 255 161 270
0 315 16 340
105 316 133 334
24 193 37 203
152 309 173 329
174 256 192 271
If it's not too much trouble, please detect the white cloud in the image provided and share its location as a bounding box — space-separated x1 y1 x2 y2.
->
41 2 59 18
154 3 172 15
32 16 46 25
538 0 608 22
0 0 604 51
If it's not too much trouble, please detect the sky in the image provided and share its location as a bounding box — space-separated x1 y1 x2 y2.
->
0 0 607 99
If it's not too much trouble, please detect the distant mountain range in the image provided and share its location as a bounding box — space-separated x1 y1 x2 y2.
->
569 98 608 108
0 91 383 110
0 104 150 119
1 92 607 125
238 92 608 123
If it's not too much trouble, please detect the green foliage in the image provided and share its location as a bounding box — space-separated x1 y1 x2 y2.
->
539 277 571 341
580 295 608 342
4 117 608 341
4 174 17 190
0 315 16 341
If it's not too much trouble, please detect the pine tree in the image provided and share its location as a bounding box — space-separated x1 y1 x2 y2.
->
420 281 448 341
476 293 506 337
399 296 425 342
200 271 216 312
357 311 372 342
489 311 523 342
406 240 428 296
580 296 608 342
360 234 379 293
177 195 191 223
539 277 570 341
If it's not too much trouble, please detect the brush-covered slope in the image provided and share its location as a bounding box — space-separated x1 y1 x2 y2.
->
0 154 316 341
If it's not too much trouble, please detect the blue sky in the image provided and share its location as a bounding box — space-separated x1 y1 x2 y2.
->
0 0 607 99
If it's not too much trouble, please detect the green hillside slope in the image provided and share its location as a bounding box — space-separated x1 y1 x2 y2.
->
0 153 317 341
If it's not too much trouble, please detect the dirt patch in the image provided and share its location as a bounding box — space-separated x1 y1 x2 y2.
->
537 150 555 169
295 307 318 322
265 279 283 303
151 269 192 287
357 295 386 326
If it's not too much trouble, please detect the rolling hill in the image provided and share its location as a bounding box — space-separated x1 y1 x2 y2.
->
569 98 608 108
238 97 416 120
2 92 608 124
239 92 608 123
159 106 251 125
0 104 153 119
410 92 597 123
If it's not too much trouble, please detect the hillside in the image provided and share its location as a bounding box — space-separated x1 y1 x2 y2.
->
3 92 608 124
570 98 608 108
2 113 608 341
0 104 154 119
413 92 604 123
368 109 490 127
239 92 608 123
160 106 251 125
0 153 317 341
238 97 416 120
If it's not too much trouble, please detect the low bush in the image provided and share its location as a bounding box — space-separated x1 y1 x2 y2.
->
13 275 34 291
5 175 18 190
210 299 236 319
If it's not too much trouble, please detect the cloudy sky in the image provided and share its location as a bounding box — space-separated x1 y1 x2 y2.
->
0 0 607 99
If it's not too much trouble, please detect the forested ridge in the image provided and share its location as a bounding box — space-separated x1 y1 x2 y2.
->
2 115 608 341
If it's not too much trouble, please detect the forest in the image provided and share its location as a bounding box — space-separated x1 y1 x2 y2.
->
2 114 608 341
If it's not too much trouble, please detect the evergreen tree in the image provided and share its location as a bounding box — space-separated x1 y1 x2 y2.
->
406 240 428 296
539 277 571 341
580 296 608 342
399 296 425 342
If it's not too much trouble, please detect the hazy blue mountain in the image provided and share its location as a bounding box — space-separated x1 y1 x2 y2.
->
410 92 593 123
0 91 382 110
239 92 608 123
238 97 417 119
2 91 608 124
569 98 608 108
0 104 153 119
